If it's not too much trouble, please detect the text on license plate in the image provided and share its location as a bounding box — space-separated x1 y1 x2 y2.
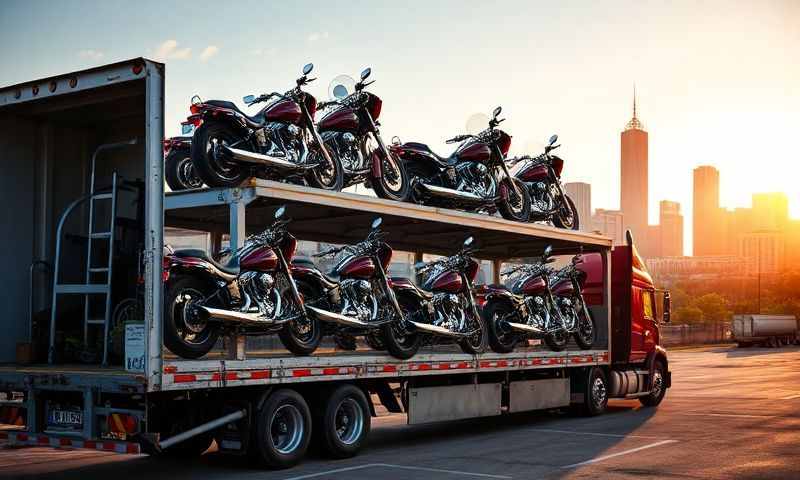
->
50 409 83 426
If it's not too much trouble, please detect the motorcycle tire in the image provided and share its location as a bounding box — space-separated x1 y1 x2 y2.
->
165 147 203 191
278 282 323 356
333 333 358 351
484 301 517 353
553 194 580 230
190 122 251 188
498 178 532 222
382 295 421 359
459 312 488 355
574 306 596 350
545 329 569 352
306 147 344 191
371 150 410 202
365 331 386 351
163 276 219 359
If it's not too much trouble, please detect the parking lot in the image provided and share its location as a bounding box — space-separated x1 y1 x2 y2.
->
2 345 799 479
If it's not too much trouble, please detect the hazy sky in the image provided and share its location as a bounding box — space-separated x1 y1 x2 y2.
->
1 0 798 254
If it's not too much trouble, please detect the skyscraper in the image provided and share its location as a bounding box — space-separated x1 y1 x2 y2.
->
693 166 722 255
592 209 625 245
620 89 649 249
564 182 591 232
658 200 683 257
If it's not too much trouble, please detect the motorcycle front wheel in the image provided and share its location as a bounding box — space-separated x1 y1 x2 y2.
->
191 122 251 188
553 194 580 230
163 275 219 359
484 301 517 353
545 328 569 351
382 295 421 359
498 178 532 222
371 150 410 202
278 281 322 355
574 304 596 350
306 145 344 191
459 311 488 355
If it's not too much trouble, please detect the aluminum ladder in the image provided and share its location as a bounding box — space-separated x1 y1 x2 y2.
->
48 139 137 365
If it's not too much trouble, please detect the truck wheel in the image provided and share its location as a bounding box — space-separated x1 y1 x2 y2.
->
163 276 219 359
579 367 608 416
252 389 312 469
485 301 517 353
317 384 371 459
191 122 250 188
639 360 667 407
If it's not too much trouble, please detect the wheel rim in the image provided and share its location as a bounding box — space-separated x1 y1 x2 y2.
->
178 157 203 188
577 307 594 345
466 314 484 349
313 146 338 188
334 398 364 445
506 182 526 217
269 404 304 455
651 370 664 399
171 288 212 345
492 310 515 346
205 134 241 181
381 153 404 193
591 376 607 410
286 287 317 345
558 201 575 228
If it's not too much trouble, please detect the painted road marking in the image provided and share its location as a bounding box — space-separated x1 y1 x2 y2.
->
526 428 661 439
282 463 512 480
683 412 774 419
562 440 679 469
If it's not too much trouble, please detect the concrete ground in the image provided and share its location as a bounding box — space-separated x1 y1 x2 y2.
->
2 345 799 479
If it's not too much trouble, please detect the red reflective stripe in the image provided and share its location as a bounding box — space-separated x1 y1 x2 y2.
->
211 372 238 381
103 441 115 451
173 374 197 383
417 364 431 371
59 438 71 446
249 370 271 379
85 441 96 449
37 435 49 444
457 361 470 369
126 443 140 454
437 363 451 370
382 365 397 373
163 365 177 373
323 368 340 375
17 433 28 441
293 369 311 377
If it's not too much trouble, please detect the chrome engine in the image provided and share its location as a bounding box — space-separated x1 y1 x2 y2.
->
523 295 548 330
455 162 496 199
237 271 281 320
431 293 467 332
322 131 366 174
256 122 305 165
339 278 377 323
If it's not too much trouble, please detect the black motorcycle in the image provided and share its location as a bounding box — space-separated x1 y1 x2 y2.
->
189 63 343 190
392 106 531 222
509 134 579 229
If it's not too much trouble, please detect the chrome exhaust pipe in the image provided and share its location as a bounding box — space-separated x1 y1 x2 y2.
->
305 305 370 328
199 305 280 325
506 321 544 335
417 183 491 203
221 145 316 171
408 320 469 338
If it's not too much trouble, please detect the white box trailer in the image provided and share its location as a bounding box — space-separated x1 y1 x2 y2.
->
732 314 799 347
0 59 668 469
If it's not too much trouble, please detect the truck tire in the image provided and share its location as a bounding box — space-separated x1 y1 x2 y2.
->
163 276 219 359
485 301 517 353
191 122 251 188
576 367 607 416
639 359 667 407
252 389 312 469
316 384 371 459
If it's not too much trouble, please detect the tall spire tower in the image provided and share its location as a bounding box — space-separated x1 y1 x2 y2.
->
620 85 649 253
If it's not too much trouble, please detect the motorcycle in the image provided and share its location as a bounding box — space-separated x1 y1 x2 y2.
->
391 106 531 222
481 245 594 352
508 134 579 229
162 206 321 359
385 237 488 356
290 217 417 359
189 63 344 190
315 68 410 201
164 115 204 191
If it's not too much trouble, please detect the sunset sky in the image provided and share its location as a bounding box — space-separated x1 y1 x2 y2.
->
1 0 798 254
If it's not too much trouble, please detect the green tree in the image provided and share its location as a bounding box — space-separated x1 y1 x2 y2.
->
673 305 704 324
693 293 731 323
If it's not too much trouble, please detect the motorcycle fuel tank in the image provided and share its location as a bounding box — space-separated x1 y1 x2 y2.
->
456 142 491 163
336 255 375 279
318 107 359 131
428 270 463 293
516 276 547 295
517 163 549 182
264 98 302 123
241 246 279 271
551 278 575 296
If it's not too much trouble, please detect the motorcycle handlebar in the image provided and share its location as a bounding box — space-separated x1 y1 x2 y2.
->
446 134 472 144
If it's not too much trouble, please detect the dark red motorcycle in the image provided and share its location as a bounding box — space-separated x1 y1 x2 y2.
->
189 63 343 190
385 237 488 356
315 68 409 201
162 206 321 359
508 134 579 229
164 115 203 191
391 107 530 221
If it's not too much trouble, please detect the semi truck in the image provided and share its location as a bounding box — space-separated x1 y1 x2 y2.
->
732 314 799 348
0 59 671 469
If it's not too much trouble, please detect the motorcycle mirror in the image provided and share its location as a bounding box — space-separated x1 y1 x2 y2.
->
303 63 314 75
548 134 558 145
360 67 372 80
371 217 383 229
543 245 553 257
243 94 256 104
492 106 502 118
463 236 475 248
274 205 286 219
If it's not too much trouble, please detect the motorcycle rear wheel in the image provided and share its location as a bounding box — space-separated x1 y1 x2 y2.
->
191 122 251 188
163 276 219 359
498 178 532 222
484 301 517 353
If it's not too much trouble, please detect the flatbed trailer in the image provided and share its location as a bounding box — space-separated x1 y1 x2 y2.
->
0 59 668 469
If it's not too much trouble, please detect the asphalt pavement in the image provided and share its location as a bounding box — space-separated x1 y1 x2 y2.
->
2 345 799 479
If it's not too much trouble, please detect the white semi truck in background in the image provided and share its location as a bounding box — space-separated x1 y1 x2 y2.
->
732 315 799 348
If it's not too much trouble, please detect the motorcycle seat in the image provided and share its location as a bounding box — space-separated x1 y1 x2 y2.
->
403 142 459 166
173 248 240 276
205 100 265 125
291 257 340 284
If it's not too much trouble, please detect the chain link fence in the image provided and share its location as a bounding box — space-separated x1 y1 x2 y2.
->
661 322 732 346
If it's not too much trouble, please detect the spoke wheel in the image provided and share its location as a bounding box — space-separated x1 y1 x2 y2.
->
485 301 517 353
163 276 218 359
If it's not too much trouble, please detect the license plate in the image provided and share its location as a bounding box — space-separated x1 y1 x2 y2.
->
48 409 83 428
